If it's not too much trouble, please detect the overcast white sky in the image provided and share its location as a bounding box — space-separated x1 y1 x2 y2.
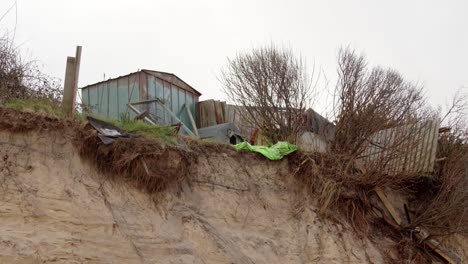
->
0 0 466 113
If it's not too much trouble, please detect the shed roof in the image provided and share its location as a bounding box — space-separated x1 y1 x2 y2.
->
80 69 202 96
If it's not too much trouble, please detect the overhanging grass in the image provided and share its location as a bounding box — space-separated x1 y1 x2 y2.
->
113 119 177 144
4 98 65 117
86 112 178 144
2 99 177 144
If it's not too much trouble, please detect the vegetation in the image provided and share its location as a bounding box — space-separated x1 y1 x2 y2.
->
220 44 316 143
1 21 467 260
0 34 62 104
4 97 65 116
293 47 468 263
111 112 178 144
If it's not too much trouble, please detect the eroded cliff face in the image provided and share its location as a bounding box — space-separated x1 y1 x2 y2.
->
0 126 398 264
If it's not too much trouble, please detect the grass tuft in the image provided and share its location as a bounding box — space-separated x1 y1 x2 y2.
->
4 98 65 117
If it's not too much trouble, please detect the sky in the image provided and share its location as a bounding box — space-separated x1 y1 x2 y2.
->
0 0 466 114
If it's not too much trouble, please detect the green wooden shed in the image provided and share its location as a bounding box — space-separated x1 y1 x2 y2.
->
80 69 202 132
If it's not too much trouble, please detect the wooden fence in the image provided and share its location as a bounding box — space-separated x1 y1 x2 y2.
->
360 120 440 175
197 99 440 174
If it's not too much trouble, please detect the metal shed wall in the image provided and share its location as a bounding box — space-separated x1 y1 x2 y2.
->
81 71 200 133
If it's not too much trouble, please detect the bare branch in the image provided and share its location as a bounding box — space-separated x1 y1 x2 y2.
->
220 44 316 143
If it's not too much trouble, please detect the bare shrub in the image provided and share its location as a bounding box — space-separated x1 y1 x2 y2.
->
221 44 315 143
332 48 427 163
408 91 468 238
293 48 437 236
0 33 62 104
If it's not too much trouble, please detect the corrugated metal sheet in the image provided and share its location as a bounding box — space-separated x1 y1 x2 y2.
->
80 70 200 134
360 120 440 175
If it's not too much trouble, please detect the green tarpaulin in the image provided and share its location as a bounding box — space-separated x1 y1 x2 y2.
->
234 141 298 160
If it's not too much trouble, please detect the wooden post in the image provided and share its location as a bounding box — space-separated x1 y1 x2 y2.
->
62 46 82 117
73 46 82 106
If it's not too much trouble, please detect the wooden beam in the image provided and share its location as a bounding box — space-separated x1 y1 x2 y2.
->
375 187 402 225
374 188 461 264
129 98 159 106
126 103 156 125
156 99 195 137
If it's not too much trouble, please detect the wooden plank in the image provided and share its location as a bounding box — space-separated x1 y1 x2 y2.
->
156 99 196 137
375 187 402 225
214 100 224 124
415 228 461 264
206 100 217 126
127 103 156 125
374 187 460 263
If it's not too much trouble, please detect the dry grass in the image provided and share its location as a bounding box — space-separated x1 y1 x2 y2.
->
291 48 468 248
0 106 78 133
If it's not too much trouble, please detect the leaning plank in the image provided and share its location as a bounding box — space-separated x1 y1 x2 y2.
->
375 188 461 264
127 103 156 125
374 187 402 225
155 99 196 137
415 228 461 264
185 104 199 137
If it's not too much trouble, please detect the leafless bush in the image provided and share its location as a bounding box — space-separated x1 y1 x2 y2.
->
293 48 444 237
408 91 468 238
0 33 62 104
332 48 427 163
221 44 315 143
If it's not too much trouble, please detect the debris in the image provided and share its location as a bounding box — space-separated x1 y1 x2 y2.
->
135 110 150 121
374 187 402 225
198 123 243 144
128 98 196 137
374 188 461 264
86 116 139 144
